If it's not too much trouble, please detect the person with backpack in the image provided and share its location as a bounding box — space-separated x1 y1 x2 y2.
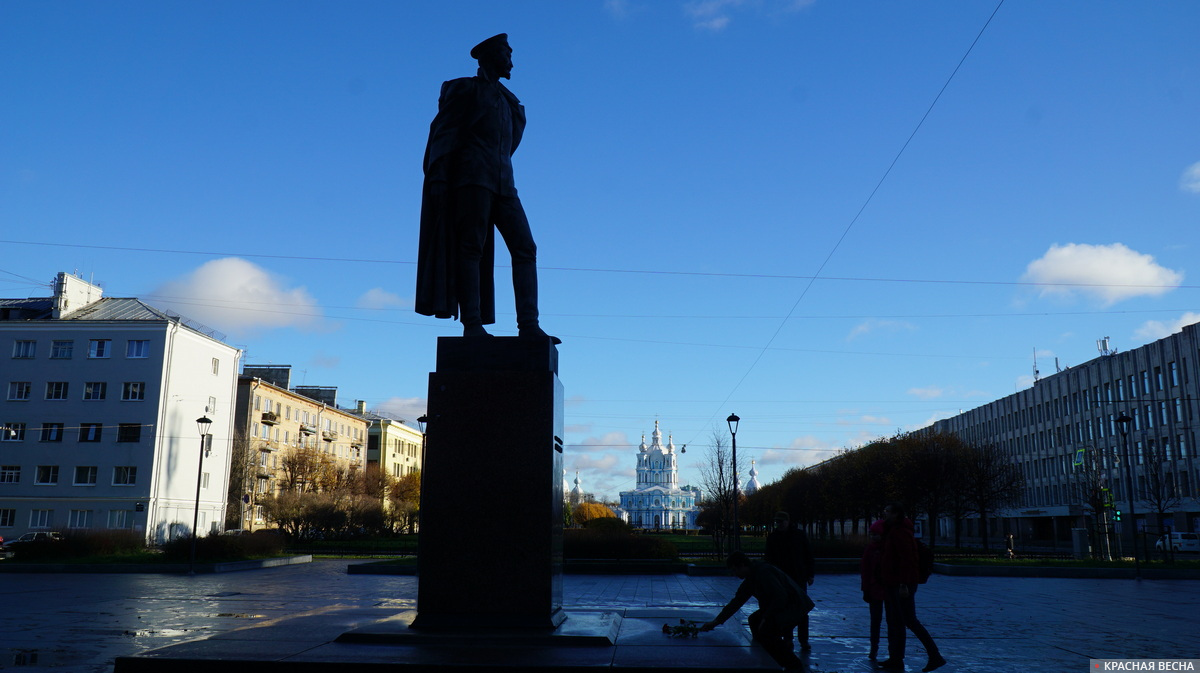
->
877 502 946 672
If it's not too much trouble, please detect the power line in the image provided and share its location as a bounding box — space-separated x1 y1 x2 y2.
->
1 238 1193 291
684 0 1009 448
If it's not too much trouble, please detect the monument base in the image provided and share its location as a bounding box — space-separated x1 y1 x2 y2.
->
411 336 565 631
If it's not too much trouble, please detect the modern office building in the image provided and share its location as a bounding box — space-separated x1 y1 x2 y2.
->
617 421 702 530
231 366 369 531
1 273 241 543
932 324 1200 547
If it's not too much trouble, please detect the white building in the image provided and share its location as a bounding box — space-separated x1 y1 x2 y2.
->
1 273 241 543
617 421 701 530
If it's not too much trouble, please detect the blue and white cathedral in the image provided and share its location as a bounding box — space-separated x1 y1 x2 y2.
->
617 421 702 530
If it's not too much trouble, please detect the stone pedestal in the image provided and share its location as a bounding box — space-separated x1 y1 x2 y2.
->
411 336 565 630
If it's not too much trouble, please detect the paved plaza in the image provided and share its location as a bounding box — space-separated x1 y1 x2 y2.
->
2 559 1196 672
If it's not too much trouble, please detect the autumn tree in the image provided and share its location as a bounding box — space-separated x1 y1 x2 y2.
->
573 502 617 526
389 470 422 533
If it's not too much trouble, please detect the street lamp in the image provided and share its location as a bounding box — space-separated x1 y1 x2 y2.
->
190 415 213 574
727 413 740 552
1115 412 1140 578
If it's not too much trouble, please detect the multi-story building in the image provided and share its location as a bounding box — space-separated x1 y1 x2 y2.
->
617 421 702 530
1 273 241 543
933 325 1200 547
353 401 423 481
230 366 368 531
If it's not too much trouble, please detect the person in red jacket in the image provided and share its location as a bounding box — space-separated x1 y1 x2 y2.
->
860 519 887 661
877 503 946 672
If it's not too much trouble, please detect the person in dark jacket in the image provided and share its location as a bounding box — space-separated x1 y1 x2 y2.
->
860 518 887 661
702 552 813 671
877 503 945 672
764 511 815 651
415 33 554 342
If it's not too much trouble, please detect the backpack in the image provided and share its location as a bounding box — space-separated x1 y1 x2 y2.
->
916 540 934 584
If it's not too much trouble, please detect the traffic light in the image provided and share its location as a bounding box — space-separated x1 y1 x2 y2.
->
1113 509 1122 522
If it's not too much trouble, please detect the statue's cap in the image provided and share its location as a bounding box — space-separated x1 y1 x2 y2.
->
470 33 509 59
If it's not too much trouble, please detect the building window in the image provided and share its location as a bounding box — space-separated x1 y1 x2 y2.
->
74 466 98 485
45 382 69 400
122 382 146 401
80 423 103 442
1 423 25 441
202 472 210 489
30 509 52 529
88 339 111 358
117 424 142 443
113 466 137 485
84 382 107 400
40 423 64 442
35 465 60 485
108 510 133 529
51 340 74 359
126 340 150 358
0 509 14 527
208 396 217 414
1170 361 1179 387
0 465 19 483
7 382 31 401
68 510 94 528
211 358 220 375
12 340 36 359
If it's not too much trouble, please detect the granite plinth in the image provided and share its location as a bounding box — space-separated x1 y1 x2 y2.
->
414 336 565 631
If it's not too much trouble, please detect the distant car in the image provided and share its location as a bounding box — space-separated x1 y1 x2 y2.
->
2 531 64 551
1155 532 1200 553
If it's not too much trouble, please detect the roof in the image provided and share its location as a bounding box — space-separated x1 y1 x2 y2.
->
60 297 173 321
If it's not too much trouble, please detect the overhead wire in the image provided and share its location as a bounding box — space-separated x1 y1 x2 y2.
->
682 0 1010 450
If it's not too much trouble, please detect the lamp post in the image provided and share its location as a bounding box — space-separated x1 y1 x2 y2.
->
190 415 213 575
726 413 740 552
1115 413 1140 578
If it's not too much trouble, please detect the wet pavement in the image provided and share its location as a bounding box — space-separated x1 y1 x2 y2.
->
2 559 1197 672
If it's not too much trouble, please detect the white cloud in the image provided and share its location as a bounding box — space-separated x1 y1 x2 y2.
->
309 353 341 369
1181 161 1200 194
603 0 635 19
1134 312 1200 343
569 431 632 453
907 386 944 400
151 258 321 335
356 288 407 310
847 319 916 341
1021 243 1183 305
685 0 813 30
685 0 742 30
374 397 427 423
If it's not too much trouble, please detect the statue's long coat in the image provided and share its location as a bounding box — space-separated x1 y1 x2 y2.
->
415 75 526 324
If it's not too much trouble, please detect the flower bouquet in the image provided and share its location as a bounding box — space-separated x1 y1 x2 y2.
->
661 619 703 638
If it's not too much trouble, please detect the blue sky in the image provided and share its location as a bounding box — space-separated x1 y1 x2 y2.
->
3 1 1199 501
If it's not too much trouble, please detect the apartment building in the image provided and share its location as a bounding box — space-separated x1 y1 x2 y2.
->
932 324 1200 546
231 366 368 531
353 400 423 481
1 273 241 543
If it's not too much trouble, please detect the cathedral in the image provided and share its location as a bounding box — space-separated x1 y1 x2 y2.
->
617 421 702 530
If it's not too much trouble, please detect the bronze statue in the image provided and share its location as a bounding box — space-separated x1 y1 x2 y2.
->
416 33 556 342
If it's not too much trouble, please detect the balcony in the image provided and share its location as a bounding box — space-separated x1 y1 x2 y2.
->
299 423 317 436
322 430 339 442
261 411 279 426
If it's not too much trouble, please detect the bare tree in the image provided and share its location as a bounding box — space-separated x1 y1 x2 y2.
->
1140 439 1184 551
698 427 746 555
962 442 1024 551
